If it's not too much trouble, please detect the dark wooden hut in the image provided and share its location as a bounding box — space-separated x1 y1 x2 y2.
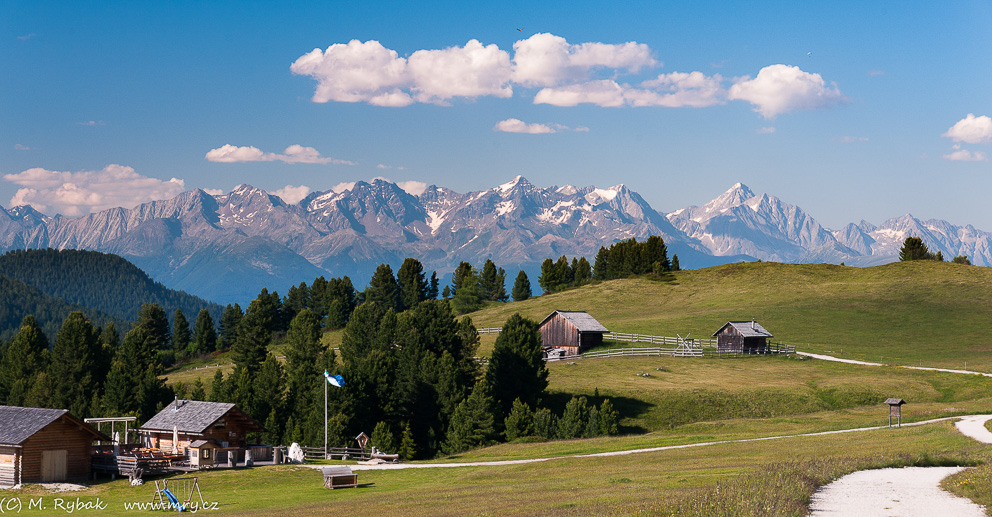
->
712 321 773 353
539 310 609 356
0 405 110 485
139 400 265 453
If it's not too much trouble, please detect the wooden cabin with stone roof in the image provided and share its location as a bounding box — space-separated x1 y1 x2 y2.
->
539 310 610 356
0 406 110 486
138 400 265 453
713 321 773 353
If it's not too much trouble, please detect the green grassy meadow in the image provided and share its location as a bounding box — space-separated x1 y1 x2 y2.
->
134 261 992 514
471 261 992 371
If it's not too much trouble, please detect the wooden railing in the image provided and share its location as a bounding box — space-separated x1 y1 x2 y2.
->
605 332 718 348
477 327 502 335
302 446 372 461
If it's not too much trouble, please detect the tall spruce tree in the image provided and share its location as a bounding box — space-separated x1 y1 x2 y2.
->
172 309 191 358
192 309 217 356
0 315 49 406
218 303 243 351
485 313 548 421
136 303 170 352
511 270 532 302
232 297 273 374
427 271 440 300
49 312 101 417
284 309 324 428
442 379 496 454
397 258 428 311
671 254 680 271
365 264 402 312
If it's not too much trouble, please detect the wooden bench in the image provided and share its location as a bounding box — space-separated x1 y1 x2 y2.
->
322 466 358 489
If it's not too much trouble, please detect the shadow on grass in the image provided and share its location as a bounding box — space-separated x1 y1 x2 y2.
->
542 392 654 434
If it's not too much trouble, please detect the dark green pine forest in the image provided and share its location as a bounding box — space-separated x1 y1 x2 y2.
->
0 249 222 340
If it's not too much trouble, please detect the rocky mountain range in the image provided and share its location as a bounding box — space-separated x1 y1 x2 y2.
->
0 177 987 304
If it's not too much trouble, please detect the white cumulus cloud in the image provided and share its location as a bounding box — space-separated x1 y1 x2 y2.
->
626 71 725 107
3 164 185 217
396 180 428 196
494 118 556 134
205 144 354 165
407 40 512 104
943 114 992 144
511 33 655 87
534 80 626 107
203 188 224 196
272 185 312 204
728 64 845 119
291 39 511 106
943 149 988 162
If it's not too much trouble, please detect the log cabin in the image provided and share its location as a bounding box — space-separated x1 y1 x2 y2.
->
539 310 609 356
713 320 773 353
0 405 110 486
138 400 265 454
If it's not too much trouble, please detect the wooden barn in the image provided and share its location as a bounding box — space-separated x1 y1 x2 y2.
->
0 406 110 485
138 400 265 453
713 321 773 353
539 310 609 356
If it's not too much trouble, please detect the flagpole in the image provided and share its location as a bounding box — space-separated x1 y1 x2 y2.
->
324 372 328 460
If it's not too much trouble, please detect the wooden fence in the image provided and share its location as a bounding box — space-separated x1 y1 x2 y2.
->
605 332 718 348
477 327 502 335
302 446 372 461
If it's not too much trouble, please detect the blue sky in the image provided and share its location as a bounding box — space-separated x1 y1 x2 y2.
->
2 1 990 228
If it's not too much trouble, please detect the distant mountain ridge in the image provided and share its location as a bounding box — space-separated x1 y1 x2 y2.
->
0 178 986 304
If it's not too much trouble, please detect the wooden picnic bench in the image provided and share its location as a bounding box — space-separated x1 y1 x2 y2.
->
322 466 358 489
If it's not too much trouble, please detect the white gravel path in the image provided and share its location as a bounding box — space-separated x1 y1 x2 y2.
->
808 466 984 516
796 351 992 378
955 414 992 444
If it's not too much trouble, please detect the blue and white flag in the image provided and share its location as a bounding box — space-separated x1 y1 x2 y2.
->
324 370 345 388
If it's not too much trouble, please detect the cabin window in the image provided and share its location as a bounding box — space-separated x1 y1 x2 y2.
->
215 419 225 429
203 448 210 459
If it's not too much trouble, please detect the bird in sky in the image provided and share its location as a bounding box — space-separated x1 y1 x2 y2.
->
517 28 523 31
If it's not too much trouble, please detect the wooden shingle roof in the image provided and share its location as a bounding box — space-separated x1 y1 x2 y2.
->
540 311 609 333
712 321 773 338
140 400 264 434
0 405 109 445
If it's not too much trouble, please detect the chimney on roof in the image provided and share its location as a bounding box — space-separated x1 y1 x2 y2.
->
751 318 755 330
173 395 179 412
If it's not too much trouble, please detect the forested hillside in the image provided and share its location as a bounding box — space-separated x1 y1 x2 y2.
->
0 274 115 341
0 249 222 324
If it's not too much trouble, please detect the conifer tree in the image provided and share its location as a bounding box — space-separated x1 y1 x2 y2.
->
232 297 272 374
284 308 323 420
533 407 556 439
442 379 495 454
557 396 590 439
209 369 227 402
371 421 397 452
398 422 417 460
899 237 934 261
0 315 49 406
574 257 592 285
427 271 440 300
365 264 402 312
192 309 217 356
451 270 484 314
671 254 680 272
450 262 473 296
593 246 609 280
397 258 428 311
172 309 190 358
503 398 534 441
254 354 284 426
190 378 206 401
511 270 532 302
218 303 243 351
598 399 619 435
485 314 548 421
136 303 171 352
49 312 101 417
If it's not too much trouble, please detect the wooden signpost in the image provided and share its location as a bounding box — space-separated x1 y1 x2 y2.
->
885 398 906 427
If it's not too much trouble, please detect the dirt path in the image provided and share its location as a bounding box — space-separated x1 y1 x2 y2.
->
796 351 992 377
313 415 977 471
808 466 984 516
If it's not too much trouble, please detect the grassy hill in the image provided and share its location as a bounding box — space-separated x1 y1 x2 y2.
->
469 260 992 370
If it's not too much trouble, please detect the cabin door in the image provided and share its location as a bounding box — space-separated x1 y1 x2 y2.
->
41 450 67 482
